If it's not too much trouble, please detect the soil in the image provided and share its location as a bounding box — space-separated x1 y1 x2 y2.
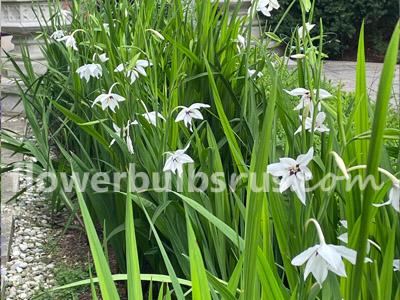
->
47 214 127 299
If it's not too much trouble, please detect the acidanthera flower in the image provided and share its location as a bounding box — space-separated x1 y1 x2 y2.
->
254 0 280 17
248 69 263 78
298 22 315 37
373 180 400 213
92 83 125 112
175 103 210 131
114 60 153 84
291 218 358 286
58 34 78 51
294 111 330 135
330 151 350 180
110 122 134 154
98 53 109 62
284 88 332 112
290 53 306 59
114 63 124 72
76 63 102 82
267 147 314 204
147 29 165 41
50 30 65 40
163 144 194 176
394 259 400 272
132 111 165 126
237 34 246 49
338 220 381 253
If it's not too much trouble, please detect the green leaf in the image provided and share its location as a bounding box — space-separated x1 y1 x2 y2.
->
126 168 143 300
204 57 248 175
350 22 400 299
72 171 120 300
186 213 212 300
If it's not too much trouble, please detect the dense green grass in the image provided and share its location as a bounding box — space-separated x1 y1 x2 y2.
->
1 0 399 299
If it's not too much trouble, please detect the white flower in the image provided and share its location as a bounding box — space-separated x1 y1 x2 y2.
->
284 88 332 112
295 111 330 135
76 64 102 82
114 64 125 72
330 151 350 180
254 0 280 17
50 30 65 40
373 181 400 213
291 219 358 286
175 103 210 131
92 83 125 112
98 53 109 62
338 220 381 253
298 22 315 37
394 259 400 272
290 53 306 59
132 111 165 126
237 34 246 49
114 60 153 84
147 29 165 40
58 35 78 51
267 147 313 204
110 122 134 154
248 69 263 78
163 144 194 176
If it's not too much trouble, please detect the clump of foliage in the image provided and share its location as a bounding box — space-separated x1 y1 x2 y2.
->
2 0 399 299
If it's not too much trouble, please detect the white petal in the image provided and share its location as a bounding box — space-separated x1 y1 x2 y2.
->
175 109 188 122
291 245 319 266
279 175 295 193
189 109 203 120
338 232 348 244
279 157 297 167
393 259 400 271
266 162 288 177
114 64 124 72
388 186 400 212
93 94 107 106
297 147 314 167
316 112 326 124
340 220 348 228
163 157 174 172
291 177 307 205
317 89 333 99
176 154 194 164
284 88 309 97
189 103 210 110
136 59 151 67
329 245 357 265
294 125 302 135
318 245 346 276
307 254 329 286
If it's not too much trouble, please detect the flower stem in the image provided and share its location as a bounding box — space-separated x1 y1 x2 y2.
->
306 218 326 245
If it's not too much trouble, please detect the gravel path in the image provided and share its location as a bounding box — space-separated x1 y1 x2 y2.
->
2 177 59 299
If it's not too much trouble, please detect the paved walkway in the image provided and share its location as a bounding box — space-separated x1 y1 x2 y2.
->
1 115 26 283
324 61 400 106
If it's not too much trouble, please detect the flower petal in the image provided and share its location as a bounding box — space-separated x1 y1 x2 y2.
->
291 245 319 266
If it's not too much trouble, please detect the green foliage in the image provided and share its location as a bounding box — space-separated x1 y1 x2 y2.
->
269 0 399 58
2 0 399 299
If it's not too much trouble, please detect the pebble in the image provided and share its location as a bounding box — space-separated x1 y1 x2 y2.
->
3 177 59 299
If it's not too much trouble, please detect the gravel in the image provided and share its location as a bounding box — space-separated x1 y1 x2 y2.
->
2 177 60 299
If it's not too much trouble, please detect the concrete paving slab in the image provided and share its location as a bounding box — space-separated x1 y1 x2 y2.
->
1 115 26 278
324 61 400 106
